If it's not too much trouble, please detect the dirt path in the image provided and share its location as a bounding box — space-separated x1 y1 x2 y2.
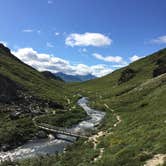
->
93 148 104 162
144 154 166 166
114 115 122 127
89 104 122 162
88 131 108 150
88 131 107 163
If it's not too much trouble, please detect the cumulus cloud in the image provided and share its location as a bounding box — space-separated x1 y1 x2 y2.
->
12 48 113 77
65 32 112 47
90 64 113 77
151 35 166 44
93 53 124 63
130 55 142 62
0 41 8 47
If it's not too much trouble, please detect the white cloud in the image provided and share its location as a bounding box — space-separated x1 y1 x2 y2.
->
93 53 124 63
46 42 54 48
151 35 166 44
0 41 8 47
90 64 113 77
65 32 112 47
130 55 142 62
22 29 41 34
12 48 113 77
112 64 127 68
22 29 34 33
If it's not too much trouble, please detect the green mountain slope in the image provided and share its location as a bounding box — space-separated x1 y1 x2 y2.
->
64 48 166 166
76 48 166 99
0 44 68 104
1 46 166 166
15 48 166 166
0 44 85 152
63 48 166 166
41 71 64 82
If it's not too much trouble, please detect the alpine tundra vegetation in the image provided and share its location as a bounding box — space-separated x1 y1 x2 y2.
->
0 0 166 166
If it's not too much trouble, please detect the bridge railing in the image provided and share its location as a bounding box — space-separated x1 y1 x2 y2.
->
40 123 70 132
33 118 88 138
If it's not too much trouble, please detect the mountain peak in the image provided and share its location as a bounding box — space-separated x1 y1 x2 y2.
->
55 72 96 82
0 43 11 54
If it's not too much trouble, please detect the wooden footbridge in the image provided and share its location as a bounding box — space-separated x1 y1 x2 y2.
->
33 118 88 139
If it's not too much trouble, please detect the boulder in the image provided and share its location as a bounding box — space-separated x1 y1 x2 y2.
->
0 74 21 103
1 144 11 152
36 130 47 139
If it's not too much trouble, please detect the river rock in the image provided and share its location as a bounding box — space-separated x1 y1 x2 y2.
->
36 130 48 139
9 111 21 120
0 74 21 103
1 144 11 152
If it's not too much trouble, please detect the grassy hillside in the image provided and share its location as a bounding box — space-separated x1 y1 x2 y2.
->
9 48 166 166
0 44 68 104
75 48 166 101
0 44 85 151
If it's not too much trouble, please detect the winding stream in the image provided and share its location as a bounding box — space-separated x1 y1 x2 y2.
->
0 97 105 162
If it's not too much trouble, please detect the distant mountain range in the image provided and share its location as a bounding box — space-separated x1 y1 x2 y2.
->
54 72 96 82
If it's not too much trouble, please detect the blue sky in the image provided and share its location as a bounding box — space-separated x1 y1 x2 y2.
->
0 0 166 76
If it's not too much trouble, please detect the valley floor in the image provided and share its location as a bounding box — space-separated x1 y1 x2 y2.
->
0 47 166 166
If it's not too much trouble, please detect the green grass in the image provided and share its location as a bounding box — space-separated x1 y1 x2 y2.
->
15 74 166 166
0 52 68 104
0 48 84 150
1 47 166 166
35 105 87 128
0 113 38 148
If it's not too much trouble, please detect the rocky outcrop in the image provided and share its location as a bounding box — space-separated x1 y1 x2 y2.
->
118 68 136 84
153 56 166 77
153 65 166 77
23 96 64 110
0 74 21 103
